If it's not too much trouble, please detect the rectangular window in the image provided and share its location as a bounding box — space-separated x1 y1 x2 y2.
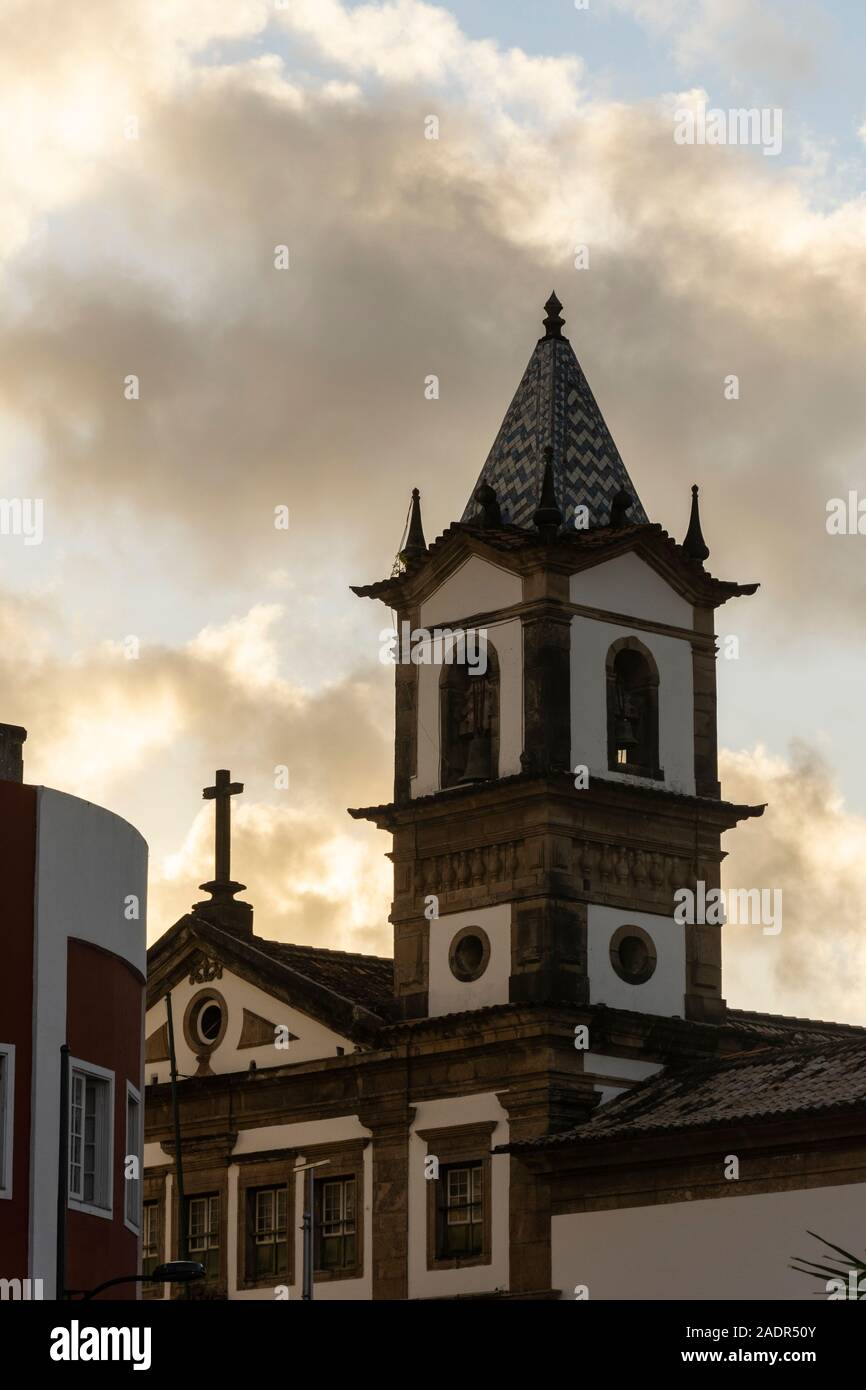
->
0 1045 13 1198
142 1201 161 1277
438 1162 483 1259
250 1186 288 1279
68 1061 113 1213
125 1084 141 1230
315 1175 356 1271
188 1194 220 1279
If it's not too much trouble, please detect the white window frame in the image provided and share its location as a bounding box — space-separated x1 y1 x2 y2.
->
67 1057 114 1220
0 1044 15 1199
124 1081 142 1235
142 1199 162 1276
188 1193 221 1278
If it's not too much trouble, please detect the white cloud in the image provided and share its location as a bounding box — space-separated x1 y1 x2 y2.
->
610 0 818 87
722 742 866 1025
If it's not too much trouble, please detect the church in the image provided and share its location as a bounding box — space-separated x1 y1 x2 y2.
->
143 295 866 1300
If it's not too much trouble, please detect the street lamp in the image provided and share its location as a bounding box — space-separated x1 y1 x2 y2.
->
68 1260 206 1301
295 1159 330 1300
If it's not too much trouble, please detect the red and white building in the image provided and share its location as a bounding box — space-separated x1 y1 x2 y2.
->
0 723 148 1299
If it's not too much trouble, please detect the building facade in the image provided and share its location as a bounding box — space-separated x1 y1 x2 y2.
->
143 297 866 1300
0 723 148 1300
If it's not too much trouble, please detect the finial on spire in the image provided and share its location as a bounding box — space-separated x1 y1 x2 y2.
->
608 489 633 528
533 444 563 540
683 483 710 562
543 292 565 340
474 481 502 529
400 487 427 562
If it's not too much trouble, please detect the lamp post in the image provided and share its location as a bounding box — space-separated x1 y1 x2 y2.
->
295 1159 330 1301
68 1260 206 1301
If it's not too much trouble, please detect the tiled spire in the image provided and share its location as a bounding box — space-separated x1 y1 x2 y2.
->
462 294 648 530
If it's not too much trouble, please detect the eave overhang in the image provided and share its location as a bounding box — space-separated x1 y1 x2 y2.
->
351 521 758 613
349 769 766 833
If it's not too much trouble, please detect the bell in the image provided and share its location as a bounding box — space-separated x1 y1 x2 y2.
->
459 734 491 783
614 717 637 751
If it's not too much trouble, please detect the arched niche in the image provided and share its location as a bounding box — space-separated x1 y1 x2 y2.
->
605 636 662 779
439 636 500 789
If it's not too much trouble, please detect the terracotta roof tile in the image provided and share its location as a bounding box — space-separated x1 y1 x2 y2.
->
510 1037 866 1149
246 937 394 1012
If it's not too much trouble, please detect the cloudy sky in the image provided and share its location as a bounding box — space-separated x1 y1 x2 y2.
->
1 0 865 1023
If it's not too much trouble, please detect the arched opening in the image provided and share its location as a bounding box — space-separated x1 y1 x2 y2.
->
606 638 661 779
439 636 500 789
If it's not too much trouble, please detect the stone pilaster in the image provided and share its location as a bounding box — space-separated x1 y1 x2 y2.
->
360 1096 415 1300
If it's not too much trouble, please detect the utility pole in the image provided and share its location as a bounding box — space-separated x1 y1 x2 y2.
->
165 994 188 1262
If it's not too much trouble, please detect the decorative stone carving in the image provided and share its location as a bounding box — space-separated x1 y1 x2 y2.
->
189 956 223 984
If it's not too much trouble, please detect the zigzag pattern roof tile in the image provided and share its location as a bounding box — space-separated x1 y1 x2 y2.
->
461 330 648 529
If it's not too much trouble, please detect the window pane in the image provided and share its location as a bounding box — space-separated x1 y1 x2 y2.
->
256 1189 274 1233
316 1176 357 1270
69 1072 111 1209
188 1193 219 1275
142 1202 160 1275
441 1163 483 1259
69 1073 84 1198
320 1234 341 1269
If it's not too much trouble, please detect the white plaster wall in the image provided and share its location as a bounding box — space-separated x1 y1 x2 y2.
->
552 1182 866 1300
408 1093 509 1299
30 788 148 1295
413 617 523 797
570 552 693 631
570 613 695 795
144 968 354 1085
229 1116 373 1301
419 555 522 628
587 905 685 1017
428 904 511 1016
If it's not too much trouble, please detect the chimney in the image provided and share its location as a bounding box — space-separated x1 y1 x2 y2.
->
0 724 27 782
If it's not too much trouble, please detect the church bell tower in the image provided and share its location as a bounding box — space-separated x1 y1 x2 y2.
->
351 295 762 1025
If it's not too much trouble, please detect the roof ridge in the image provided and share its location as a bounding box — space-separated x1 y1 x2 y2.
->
727 1006 866 1033
264 938 392 966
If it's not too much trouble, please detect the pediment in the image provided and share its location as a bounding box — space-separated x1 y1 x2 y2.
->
569 550 693 629
145 916 387 1084
419 553 522 627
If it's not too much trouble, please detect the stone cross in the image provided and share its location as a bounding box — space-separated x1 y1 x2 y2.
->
202 769 243 885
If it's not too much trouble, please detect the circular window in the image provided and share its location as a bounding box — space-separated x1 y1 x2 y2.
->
609 924 657 985
183 988 229 1053
198 1002 223 1043
448 925 491 983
